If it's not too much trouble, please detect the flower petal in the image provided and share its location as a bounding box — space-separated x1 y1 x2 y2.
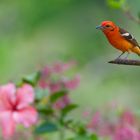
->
0 83 16 110
63 75 80 90
16 84 34 109
0 111 15 138
13 106 38 127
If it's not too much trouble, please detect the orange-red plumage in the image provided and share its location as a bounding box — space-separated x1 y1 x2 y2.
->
96 21 140 58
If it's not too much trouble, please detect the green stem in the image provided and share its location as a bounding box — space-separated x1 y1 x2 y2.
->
59 127 65 140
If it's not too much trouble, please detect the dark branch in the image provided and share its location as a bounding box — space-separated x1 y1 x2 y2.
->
123 9 140 24
108 59 140 66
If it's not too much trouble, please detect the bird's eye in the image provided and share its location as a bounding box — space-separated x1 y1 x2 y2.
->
106 25 110 27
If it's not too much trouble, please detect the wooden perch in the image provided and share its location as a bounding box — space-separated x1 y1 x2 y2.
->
108 59 140 66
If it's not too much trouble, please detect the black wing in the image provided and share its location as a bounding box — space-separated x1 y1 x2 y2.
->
119 27 140 47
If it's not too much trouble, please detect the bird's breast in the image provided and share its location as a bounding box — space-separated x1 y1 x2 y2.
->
105 34 133 52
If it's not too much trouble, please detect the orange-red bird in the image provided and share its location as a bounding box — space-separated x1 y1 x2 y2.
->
96 21 140 59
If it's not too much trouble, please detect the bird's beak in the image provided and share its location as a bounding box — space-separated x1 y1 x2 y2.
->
96 25 104 30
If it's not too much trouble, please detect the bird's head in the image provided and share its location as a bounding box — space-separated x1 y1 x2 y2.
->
96 21 118 35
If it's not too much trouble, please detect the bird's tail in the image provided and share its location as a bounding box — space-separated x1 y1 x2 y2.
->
131 46 140 56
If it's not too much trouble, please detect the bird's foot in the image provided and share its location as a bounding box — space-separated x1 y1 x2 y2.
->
115 56 122 61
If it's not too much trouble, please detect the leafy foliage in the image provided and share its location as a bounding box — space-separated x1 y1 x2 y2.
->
35 121 58 134
106 0 126 9
68 134 98 140
22 72 41 86
50 91 67 103
61 104 78 116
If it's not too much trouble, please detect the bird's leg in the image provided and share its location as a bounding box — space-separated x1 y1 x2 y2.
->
115 52 125 60
124 52 130 59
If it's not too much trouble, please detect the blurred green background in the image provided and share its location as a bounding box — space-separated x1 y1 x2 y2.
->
0 0 140 111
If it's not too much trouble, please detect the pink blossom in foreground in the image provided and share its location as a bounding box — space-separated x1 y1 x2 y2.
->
63 75 80 90
120 110 135 126
87 112 101 130
38 65 51 89
53 94 71 109
38 61 78 90
52 61 76 73
87 112 113 136
50 82 61 93
38 61 80 110
50 82 71 110
86 107 140 140
49 82 71 109
42 65 51 77
0 83 38 138
113 125 140 140
38 79 49 89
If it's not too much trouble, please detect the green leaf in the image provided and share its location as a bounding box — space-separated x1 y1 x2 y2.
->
106 0 126 9
22 71 41 86
67 134 98 140
35 121 58 134
78 126 86 135
35 88 49 100
37 106 53 115
90 134 98 140
61 104 78 116
50 91 66 103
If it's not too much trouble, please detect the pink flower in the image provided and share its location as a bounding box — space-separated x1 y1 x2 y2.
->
87 112 114 136
41 66 51 77
0 83 38 138
53 94 71 109
38 79 49 89
113 125 140 140
82 110 91 118
38 61 80 91
87 112 101 130
63 75 80 90
121 110 135 126
50 83 61 93
52 61 76 73
39 66 51 89
38 61 79 111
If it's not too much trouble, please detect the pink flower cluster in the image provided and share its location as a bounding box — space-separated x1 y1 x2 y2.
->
86 108 140 140
0 83 38 138
38 61 80 110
